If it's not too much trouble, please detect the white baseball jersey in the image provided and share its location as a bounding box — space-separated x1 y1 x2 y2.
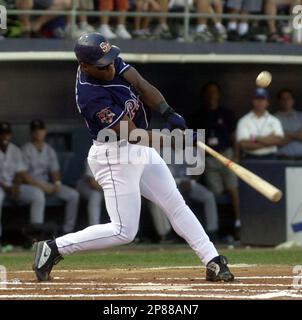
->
0 143 27 187
236 111 284 155
22 142 60 182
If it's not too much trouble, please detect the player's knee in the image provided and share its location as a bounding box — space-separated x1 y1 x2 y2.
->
31 188 46 204
203 190 216 203
120 227 138 244
67 190 80 203
90 191 103 202
121 233 136 244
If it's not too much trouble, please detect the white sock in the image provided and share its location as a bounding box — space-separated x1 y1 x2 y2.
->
196 24 207 33
228 21 237 31
238 22 249 36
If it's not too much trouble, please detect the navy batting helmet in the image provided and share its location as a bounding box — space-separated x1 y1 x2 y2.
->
74 32 120 67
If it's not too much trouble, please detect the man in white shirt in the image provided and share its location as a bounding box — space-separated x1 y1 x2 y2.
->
0 122 45 244
236 88 284 159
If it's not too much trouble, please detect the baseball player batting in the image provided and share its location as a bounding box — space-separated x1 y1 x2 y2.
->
32 32 234 283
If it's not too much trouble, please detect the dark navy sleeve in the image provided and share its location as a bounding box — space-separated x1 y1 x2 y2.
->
115 57 131 76
83 97 127 129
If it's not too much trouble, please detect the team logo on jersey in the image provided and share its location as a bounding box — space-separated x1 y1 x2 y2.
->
125 95 143 120
97 108 116 124
100 42 111 54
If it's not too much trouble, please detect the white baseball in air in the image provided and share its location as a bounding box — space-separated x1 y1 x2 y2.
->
256 71 272 88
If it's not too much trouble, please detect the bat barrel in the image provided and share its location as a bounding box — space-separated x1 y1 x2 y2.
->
197 141 283 203
272 190 283 202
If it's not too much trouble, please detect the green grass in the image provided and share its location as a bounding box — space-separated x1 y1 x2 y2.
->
0 245 301 271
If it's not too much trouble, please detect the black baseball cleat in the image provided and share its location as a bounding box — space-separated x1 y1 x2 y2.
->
206 255 234 282
33 240 63 281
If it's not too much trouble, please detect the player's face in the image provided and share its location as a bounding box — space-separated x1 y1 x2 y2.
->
82 62 116 81
279 92 295 112
0 133 12 148
31 129 47 142
253 98 269 113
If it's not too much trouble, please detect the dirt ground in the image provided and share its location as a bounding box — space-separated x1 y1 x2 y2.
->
1 265 302 300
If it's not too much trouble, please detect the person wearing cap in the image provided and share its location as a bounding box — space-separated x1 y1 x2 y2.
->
22 120 80 234
32 33 234 284
76 161 104 226
0 122 45 244
97 0 132 39
236 88 284 160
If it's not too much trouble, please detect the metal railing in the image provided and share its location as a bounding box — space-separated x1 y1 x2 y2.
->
4 0 302 42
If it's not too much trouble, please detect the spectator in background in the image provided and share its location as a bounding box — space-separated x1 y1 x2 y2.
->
135 0 172 39
275 89 302 159
226 0 263 41
236 88 284 160
133 0 160 38
0 122 45 244
22 120 79 234
15 0 72 37
97 0 132 39
264 0 283 42
77 0 95 33
77 161 104 226
65 0 95 37
195 0 227 42
152 0 173 39
190 82 241 236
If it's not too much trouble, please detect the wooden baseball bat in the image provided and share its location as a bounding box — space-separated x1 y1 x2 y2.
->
197 141 283 202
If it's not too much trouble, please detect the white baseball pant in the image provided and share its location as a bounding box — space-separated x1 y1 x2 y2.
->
56 141 218 265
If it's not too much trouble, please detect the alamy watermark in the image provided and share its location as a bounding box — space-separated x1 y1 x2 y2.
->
0 5 7 30
292 265 302 289
95 122 205 175
0 265 7 289
293 5 302 30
